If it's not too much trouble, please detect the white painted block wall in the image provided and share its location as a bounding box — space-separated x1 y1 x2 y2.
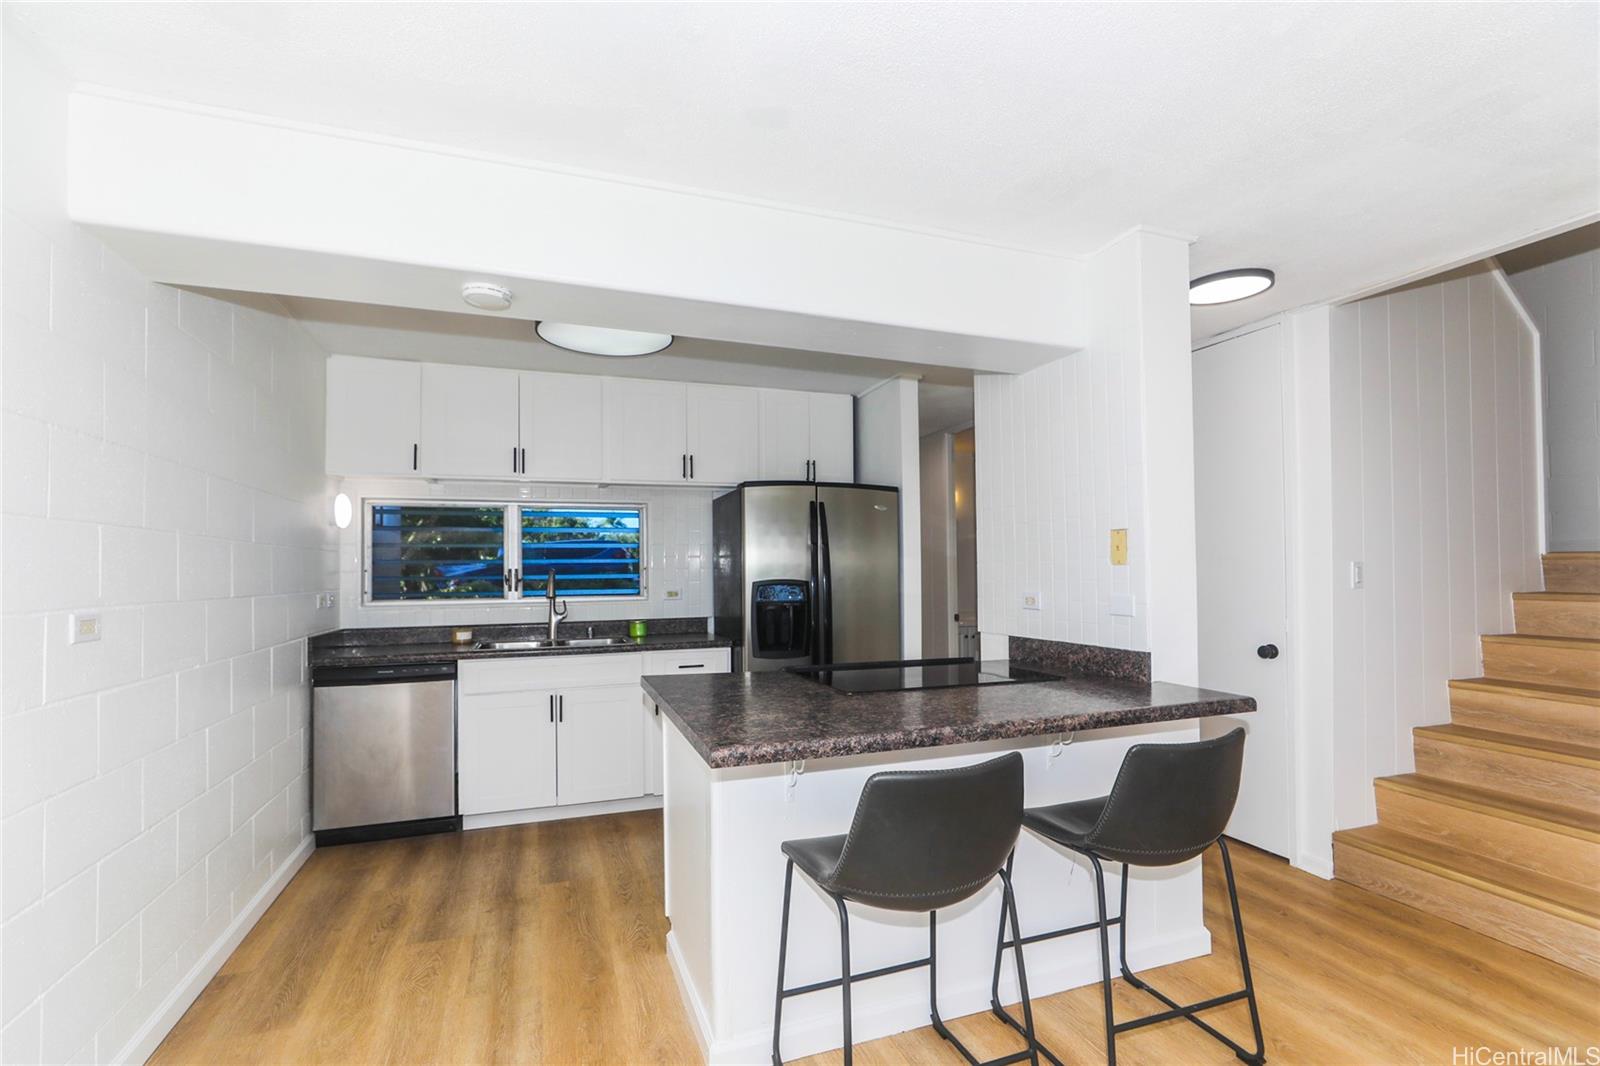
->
1327 267 1540 829
1507 247 1600 552
1 33 338 1063
334 479 716 629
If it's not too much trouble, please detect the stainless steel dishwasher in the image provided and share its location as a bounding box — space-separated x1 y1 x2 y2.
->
311 661 459 845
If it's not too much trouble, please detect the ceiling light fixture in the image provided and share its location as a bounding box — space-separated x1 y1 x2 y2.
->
1188 268 1275 306
461 282 514 311
535 321 673 357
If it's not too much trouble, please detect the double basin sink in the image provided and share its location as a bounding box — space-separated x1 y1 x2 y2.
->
472 637 635 651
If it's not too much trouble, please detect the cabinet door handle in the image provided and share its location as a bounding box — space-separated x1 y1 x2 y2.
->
558 694 564 723
689 454 695 479
549 694 554 723
681 453 687 479
677 663 704 670
513 446 519 473
412 443 419 471
520 447 527 474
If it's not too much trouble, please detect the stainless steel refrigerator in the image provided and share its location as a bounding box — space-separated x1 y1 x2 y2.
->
713 481 901 672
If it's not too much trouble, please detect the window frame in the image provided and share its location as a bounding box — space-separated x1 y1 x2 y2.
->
361 497 650 606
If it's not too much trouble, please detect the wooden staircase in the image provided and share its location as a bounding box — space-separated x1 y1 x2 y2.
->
1334 552 1600 977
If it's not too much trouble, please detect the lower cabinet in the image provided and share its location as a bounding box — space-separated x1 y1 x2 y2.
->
640 647 732 797
458 654 645 817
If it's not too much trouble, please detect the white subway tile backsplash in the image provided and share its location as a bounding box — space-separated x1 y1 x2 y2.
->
205 477 253 542
230 541 274 598
230 649 271 713
142 599 207 678
176 533 231 601
144 457 208 535
100 526 178 606
175 660 231 737
204 596 254 662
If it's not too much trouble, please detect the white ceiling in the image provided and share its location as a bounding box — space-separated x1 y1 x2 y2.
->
14 2 1599 336
267 294 972 395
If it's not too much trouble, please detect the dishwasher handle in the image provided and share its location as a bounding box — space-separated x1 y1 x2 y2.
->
313 662 457 687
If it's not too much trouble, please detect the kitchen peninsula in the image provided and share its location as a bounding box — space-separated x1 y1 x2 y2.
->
643 639 1255 1064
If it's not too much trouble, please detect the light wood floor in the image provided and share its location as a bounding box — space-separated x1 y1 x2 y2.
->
153 811 1600 1065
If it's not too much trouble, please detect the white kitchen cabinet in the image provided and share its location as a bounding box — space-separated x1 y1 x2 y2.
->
603 378 689 483
640 647 730 796
556 684 646 806
325 355 422 475
520 371 605 481
758 389 854 482
808 392 855 482
419 363 521 478
686 384 759 485
643 692 664 796
459 688 559 815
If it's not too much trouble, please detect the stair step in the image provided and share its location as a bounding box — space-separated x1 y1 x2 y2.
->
1374 773 1600 888
1333 825 1600 976
1412 724 1600 808
1513 592 1600 640
1545 552 1600 594
1449 677 1600 744
1480 633 1600 689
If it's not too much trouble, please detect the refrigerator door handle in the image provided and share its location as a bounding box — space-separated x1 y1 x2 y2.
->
817 500 834 664
808 500 820 664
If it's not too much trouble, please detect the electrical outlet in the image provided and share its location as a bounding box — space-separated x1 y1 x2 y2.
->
1349 561 1364 590
1022 592 1042 611
69 612 101 644
664 589 682 600
1109 528 1128 566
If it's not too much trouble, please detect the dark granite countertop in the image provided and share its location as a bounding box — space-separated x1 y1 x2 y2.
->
641 666 1253 769
309 618 730 669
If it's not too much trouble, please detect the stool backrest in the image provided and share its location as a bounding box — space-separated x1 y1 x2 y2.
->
1085 728 1246 867
829 751 1023 911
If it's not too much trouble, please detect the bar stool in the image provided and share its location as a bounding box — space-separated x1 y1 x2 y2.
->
772 752 1041 1066
988 729 1265 1065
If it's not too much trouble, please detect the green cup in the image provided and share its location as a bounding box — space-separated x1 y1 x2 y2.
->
628 620 648 639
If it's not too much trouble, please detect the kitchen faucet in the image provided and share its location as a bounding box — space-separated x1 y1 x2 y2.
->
545 569 567 641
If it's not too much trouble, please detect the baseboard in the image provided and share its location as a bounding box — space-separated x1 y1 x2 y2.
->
112 835 315 1065
462 793 662 831
676 924 1212 1064
1294 849 1335 880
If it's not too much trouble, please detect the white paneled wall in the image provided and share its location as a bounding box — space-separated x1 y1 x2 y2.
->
1507 247 1600 551
335 480 715 629
1 33 337 1064
1328 267 1540 829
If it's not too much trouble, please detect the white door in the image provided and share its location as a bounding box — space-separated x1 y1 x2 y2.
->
419 363 521 478
520 371 604 481
325 355 421 475
557 684 646 805
687 384 759 485
458 689 559 815
603 378 688 483
1193 324 1293 858
643 692 663 796
808 393 855 482
758 389 812 480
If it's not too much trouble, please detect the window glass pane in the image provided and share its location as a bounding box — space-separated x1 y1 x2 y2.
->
369 504 506 600
521 505 643 598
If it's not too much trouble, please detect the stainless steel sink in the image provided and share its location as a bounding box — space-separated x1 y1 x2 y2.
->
473 637 634 651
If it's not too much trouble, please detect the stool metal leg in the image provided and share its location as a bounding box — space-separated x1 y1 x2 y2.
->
772 859 795 1066
1000 867 1041 1066
835 894 853 1066
1087 854 1119 1066
1220 838 1267 1063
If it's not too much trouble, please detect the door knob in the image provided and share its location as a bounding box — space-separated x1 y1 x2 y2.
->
1256 644 1279 660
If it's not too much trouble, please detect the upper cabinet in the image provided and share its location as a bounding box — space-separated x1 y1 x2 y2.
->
520 371 604 482
327 357 850 487
603 378 688 483
686 384 759 485
758 389 854 482
419 363 521 479
325 355 422 476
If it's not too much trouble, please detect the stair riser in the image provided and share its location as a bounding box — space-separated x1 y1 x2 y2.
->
1481 641 1600 689
1514 599 1600 640
1544 555 1600 595
1450 687 1600 744
1413 736 1600 809
1375 787 1600 889
1333 842 1600 978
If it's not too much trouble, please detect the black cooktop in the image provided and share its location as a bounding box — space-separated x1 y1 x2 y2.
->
789 657 1063 695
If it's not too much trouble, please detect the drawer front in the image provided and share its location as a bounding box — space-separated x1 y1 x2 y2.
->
642 647 731 675
460 652 644 695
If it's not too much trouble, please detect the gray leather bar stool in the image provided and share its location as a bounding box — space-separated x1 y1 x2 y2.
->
772 752 1041 1066
989 728 1265 1066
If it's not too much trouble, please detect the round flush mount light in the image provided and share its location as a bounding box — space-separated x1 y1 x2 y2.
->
332 492 353 530
1188 268 1275 306
535 321 673 357
461 282 514 311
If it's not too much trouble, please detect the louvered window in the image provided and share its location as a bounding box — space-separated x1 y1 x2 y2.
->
519 505 643 599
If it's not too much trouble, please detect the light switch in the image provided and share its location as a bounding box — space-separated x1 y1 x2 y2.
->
69 612 101 644
1349 561 1364 590
1110 529 1128 566
1022 592 1042 611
